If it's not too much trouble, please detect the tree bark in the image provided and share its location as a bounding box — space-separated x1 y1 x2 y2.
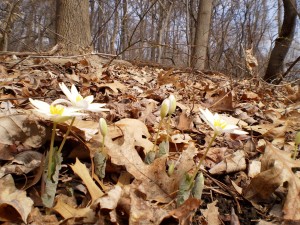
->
120 0 128 59
56 0 92 55
191 0 213 70
263 0 297 84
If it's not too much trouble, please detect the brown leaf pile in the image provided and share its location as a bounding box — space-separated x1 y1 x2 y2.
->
0 54 300 224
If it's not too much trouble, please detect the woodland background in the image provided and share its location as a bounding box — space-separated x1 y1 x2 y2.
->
1 0 300 81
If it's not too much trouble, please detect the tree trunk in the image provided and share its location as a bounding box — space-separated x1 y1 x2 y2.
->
191 0 213 70
120 0 128 59
263 0 297 84
56 0 92 55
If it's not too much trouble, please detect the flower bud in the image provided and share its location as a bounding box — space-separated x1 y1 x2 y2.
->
99 118 108 137
160 99 170 119
168 94 176 115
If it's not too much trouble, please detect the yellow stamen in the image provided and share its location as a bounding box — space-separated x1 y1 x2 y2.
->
50 105 65 115
214 119 227 129
76 95 83 102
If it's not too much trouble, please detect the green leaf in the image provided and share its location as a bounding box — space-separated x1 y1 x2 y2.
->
94 151 107 179
192 172 205 200
41 150 63 208
144 151 156 164
158 141 169 157
177 173 193 206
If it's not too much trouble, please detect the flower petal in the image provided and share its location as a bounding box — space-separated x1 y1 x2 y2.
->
87 103 109 112
29 98 50 111
71 84 80 98
84 95 94 104
59 83 75 103
52 98 72 106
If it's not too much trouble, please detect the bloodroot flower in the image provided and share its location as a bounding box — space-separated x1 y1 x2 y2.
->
54 83 109 113
199 108 248 135
29 98 85 123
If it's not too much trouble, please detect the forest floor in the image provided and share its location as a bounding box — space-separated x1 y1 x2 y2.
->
0 54 300 225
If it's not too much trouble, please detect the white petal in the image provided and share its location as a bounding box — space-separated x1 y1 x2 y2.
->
29 98 50 111
232 129 248 135
52 98 72 105
71 85 80 98
59 83 75 103
87 103 109 112
199 108 215 129
84 95 94 104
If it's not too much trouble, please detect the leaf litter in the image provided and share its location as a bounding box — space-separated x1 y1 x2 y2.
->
0 54 300 224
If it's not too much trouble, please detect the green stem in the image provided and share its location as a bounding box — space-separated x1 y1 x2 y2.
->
167 115 171 141
57 117 76 154
190 132 218 186
47 122 57 179
152 119 164 152
293 144 298 160
101 135 106 155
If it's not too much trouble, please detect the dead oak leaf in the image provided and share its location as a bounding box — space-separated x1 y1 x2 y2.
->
243 142 300 221
105 119 197 203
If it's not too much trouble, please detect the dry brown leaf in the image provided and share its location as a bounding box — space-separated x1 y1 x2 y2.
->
230 207 241 225
177 111 193 131
0 113 48 160
70 158 104 203
27 207 58 225
97 185 122 210
105 120 197 203
0 174 33 223
0 151 42 178
243 142 300 221
209 89 234 111
129 184 168 225
98 80 126 94
115 118 154 153
209 150 246 175
53 199 95 223
241 91 260 101
201 200 221 225
168 198 201 225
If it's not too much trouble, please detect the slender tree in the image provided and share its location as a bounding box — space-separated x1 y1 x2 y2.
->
263 0 297 84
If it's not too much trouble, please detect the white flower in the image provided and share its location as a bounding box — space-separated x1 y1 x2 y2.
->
199 108 248 135
53 83 109 113
29 98 85 123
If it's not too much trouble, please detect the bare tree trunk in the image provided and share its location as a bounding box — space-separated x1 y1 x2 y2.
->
120 0 128 59
56 0 92 55
110 1 119 54
191 0 213 70
156 0 173 63
277 0 282 34
263 0 297 84
0 0 21 51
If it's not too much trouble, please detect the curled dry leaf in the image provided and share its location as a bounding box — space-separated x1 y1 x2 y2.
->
0 174 33 223
243 142 300 221
209 150 246 175
0 150 42 178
